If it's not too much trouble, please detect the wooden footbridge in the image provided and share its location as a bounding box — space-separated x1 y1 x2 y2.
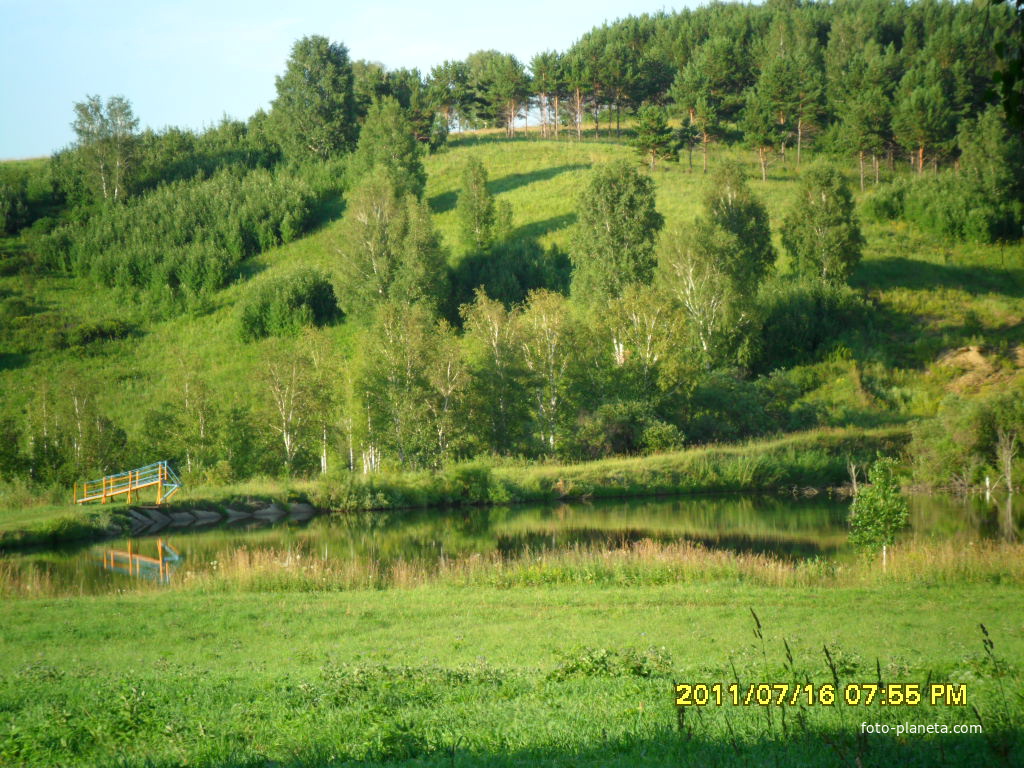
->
74 461 182 505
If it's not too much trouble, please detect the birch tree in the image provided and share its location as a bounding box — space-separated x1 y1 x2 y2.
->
72 95 138 202
520 290 578 455
260 339 313 470
461 290 531 456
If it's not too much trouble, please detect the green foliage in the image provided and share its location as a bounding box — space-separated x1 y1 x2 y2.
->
869 153 1024 244
754 278 870 373
570 159 663 303
352 302 466 469
891 66 955 171
133 118 281 193
270 35 357 161
451 239 570 310
910 390 1024 490
0 174 28 235
631 105 677 170
70 94 138 202
67 318 132 347
347 96 426 199
781 164 864 284
455 157 510 252
47 167 314 310
657 162 774 367
333 169 448 320
702 162 775 293
549 646 673 680
239 269 341 341
849 457 909 554
464 50 531 134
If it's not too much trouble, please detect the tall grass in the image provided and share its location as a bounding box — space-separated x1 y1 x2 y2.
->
3 537 1021 598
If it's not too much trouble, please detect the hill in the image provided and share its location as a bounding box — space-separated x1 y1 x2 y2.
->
1 132 1023 519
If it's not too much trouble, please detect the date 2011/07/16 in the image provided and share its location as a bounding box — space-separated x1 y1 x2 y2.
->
674 683 968 708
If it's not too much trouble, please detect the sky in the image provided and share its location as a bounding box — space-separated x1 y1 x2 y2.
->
0 0 690 159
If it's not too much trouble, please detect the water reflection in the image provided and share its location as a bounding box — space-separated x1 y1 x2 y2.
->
97 539 180 583
5 493 1021 595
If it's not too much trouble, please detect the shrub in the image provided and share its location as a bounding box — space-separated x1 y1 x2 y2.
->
239 269 341 341
754 278 871 373
68 319 132 347
866 172 1023 244
45 167 315 310
849 457 909 567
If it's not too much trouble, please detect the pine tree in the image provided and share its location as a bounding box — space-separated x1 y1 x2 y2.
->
631 105 676 170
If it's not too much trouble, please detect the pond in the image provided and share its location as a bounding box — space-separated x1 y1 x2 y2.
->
3 492 1019 595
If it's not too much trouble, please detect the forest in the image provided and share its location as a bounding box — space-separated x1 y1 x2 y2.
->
0 0 1023 500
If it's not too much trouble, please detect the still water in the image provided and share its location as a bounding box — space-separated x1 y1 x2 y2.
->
5 493 1019 594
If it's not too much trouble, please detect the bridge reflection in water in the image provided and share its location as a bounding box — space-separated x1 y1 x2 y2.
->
97 539 181 583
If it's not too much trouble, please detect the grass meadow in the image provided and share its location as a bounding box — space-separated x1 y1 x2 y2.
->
1 576 1021 766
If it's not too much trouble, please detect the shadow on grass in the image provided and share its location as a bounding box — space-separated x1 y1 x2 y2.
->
193 728 1011 767
489 164 589 196
854 257 1024 298
307 192 345 232
511 213 577 242
429 165 589 215
429 189 457 214
0 351 28 371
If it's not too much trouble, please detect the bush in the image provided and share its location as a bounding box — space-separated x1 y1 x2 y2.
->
0 174 28 235
754 278 871 374
239 269 341 341
861 180 906 222
549 646 673 680
866 173 1023 244
68 319 132 347
45 167 315 310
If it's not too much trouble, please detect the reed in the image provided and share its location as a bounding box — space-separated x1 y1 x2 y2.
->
5 537 1021 598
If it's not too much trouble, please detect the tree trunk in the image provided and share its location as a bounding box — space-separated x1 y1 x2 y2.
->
758 147 767 181
554 95 560 138
574 88 582 141
796 118 803 167
702 133 709 174
917 144 924 174
320 423 328 475
859 151 865 192
873 154 879 185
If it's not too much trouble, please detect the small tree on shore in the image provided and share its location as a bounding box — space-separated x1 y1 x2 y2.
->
849 457 909 570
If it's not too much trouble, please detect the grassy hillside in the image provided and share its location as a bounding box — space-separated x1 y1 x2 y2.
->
1 135 1023 502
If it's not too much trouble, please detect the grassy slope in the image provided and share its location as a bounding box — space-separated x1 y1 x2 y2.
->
1 582 1020 766
1 137 1022 503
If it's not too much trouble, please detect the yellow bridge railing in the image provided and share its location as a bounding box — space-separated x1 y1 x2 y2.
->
74 461 182 505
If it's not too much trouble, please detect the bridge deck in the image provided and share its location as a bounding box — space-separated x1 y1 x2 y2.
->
75 461 181 505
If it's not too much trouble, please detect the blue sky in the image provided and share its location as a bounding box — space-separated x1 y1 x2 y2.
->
0 0 687 159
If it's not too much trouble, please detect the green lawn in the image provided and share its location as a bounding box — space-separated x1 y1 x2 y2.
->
1 581 1020 766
